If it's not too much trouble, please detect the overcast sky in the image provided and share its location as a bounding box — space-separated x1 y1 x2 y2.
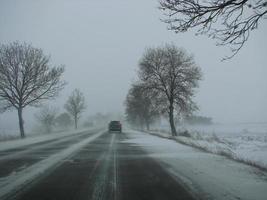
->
0 0 266 131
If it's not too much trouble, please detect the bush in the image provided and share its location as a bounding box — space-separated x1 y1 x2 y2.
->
179 130 191 137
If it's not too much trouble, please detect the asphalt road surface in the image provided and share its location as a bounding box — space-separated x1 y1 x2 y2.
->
0 130 97 178
3 131 195 200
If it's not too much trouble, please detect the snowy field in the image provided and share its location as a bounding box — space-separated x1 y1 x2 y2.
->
151 123 267 169
125 130 267 200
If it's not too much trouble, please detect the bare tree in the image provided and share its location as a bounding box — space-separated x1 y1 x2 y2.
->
125 84 159 130
159 0 267 59
64 89 86 129
138 44 202 136
35 106 58 133
55 112 72 129
0 42 65 138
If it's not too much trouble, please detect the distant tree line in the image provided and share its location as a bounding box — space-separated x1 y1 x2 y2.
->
35 106 58 133
184 115 213 125
35 88 87 133
0 41 206 138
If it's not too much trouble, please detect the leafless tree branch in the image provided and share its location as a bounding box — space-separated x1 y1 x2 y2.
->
159 0 267 60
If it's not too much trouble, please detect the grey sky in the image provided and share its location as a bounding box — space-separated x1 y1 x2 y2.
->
0 0 266 130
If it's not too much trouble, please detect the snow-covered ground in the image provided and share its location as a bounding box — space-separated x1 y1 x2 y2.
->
151 123 267 169
124 130 267 200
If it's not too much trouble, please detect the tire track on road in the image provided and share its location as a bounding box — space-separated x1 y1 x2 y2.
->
91 133 116 200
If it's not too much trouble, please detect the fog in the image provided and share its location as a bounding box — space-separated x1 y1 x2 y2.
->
0 0 267 132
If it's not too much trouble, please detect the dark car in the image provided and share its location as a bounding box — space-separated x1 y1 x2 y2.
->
108 121 122 133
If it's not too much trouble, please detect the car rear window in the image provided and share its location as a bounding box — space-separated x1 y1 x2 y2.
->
110 121 120 125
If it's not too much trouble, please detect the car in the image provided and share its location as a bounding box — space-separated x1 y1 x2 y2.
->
108 121 122 133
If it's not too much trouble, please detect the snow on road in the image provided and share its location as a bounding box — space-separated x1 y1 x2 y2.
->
0 127 100 152
124 130 267 200
0 130 105 200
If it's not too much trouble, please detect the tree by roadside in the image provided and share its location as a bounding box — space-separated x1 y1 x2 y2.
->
64 89 86 129
138 44 202 136
35 106 58 133
0 42 65 138
55 112 72 129
184 115 213 125
159 0 267 59
83 119 94 128
125 84 159 130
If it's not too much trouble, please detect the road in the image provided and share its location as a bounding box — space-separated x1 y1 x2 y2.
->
0 130 97 178
1 131 195 200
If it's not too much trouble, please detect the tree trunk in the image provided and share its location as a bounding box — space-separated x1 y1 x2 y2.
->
140 123 144 131
169 104 177 136
146 120 150 131
74 115 78 129
139 119 144 131
17 107 25 138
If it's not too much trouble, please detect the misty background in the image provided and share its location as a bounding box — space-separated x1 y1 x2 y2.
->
0 0 266 133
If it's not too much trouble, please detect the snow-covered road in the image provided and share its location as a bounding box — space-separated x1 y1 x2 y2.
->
1 129 266 200
2 131 195 200
0 128 100 152
0 129 105 200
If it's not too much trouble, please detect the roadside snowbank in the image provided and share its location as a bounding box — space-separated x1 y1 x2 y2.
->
148 126 267 170
124 130 267 200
